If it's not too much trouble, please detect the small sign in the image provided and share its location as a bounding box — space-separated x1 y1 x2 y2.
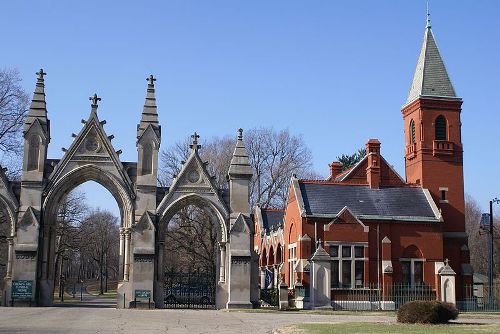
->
135 289 151 299
480 213 491 226
12 280 33 300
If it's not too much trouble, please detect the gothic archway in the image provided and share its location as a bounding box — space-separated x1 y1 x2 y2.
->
38 164 134 306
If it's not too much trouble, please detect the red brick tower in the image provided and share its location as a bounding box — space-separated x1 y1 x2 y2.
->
402 14 471 292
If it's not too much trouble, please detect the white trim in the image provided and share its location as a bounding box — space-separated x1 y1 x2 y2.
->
439 187 449 191
291 177 307 217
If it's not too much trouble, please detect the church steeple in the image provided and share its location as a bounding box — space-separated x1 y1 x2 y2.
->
406 11 459 105
137 74 160 141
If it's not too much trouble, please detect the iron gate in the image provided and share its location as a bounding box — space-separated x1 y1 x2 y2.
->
163 269 216 309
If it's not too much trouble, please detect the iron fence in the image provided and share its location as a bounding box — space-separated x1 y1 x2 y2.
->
260 288 278 307
329 283 436 311
457 284 500 312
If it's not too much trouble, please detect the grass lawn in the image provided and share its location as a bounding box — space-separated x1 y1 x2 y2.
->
283 322 500 334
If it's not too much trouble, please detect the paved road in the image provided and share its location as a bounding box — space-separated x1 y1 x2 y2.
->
0 307 498 334
0 308 394 334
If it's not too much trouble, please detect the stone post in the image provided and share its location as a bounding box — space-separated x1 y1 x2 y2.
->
279 282 289 310
309 246 332 309
439 259 456 305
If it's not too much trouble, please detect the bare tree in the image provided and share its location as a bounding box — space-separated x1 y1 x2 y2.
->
0 68 30 179
53 190 88 296
160 127 317 208
79 209 119 294
465 194 500 278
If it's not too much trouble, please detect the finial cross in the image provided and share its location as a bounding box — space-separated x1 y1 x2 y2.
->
36 69 47 80
89 93 101 108
147 74 156 86
191 132 200 144
426 1 431 29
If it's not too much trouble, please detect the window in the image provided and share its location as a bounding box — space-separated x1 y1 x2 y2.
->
435 115 447 140
401 259 424 286
288 244 297 288
439 187 448 203
330 244 366 289
409 119 416 144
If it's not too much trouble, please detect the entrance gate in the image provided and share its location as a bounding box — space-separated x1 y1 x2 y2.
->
4 71 258 309
163 269 216 309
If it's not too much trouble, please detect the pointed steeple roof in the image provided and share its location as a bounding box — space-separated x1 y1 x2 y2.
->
406 13 459 104
24 69 49 135
137 75 160 141
228 128 253 177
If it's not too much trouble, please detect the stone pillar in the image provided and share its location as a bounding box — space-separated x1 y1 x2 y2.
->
119 228 124 279
439 259 456 305
123 228 131 281
6 237 14 278
279 282 289 310
380 236 395 310
260 268 266 289
309 246 332 309
219 243 226 283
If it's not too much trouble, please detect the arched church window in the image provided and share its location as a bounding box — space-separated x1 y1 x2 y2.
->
409 120 416 144
142 143 153 175
435 115 447 140
27 135 40 171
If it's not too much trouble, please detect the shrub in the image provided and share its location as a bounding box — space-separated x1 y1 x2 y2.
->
397 300 459 324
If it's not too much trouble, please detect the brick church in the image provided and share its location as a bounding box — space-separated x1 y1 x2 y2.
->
254 15 472 308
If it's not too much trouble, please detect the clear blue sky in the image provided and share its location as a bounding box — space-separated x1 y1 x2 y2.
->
1 1 499 216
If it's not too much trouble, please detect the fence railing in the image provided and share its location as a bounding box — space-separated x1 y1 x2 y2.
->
260 288 278 307
329 283 436 311
457 284 500 312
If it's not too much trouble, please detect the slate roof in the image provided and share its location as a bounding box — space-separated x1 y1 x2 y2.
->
261 209 284 231
407 25 458 104
298 182 439 221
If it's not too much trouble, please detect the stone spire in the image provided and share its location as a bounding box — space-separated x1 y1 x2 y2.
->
406 11 459 105
24 69 49 133
137 74 160 139
228 128 253 177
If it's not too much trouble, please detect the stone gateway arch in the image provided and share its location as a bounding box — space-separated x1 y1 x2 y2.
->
1 71 258 308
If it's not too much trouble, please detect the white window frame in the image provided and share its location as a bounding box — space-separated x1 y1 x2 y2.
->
327 243 367 289
400 258 426 286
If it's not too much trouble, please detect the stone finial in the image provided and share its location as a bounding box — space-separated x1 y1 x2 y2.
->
238 128 243 140
36 68 47 81
147 74 156 86
426 1 431 29
190 132 201 150
444 258 449 267
89 93 101 109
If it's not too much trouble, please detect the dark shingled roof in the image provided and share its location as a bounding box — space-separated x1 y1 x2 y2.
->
298 183 437 220
262 209 284 231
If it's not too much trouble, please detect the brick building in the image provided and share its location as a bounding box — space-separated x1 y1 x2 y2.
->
254 16 472 309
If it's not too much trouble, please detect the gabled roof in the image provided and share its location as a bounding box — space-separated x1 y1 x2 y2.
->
46 99 133 194
406 22 459 104
297 181 440 222
260 208 284 232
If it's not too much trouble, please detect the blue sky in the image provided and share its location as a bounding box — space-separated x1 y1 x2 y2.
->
1 1 499 216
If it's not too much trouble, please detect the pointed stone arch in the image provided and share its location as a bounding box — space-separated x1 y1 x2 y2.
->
43 164 134 228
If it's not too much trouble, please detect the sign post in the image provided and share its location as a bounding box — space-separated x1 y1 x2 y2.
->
134 290 152 309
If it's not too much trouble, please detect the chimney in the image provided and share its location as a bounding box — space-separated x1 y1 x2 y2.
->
365 139 381 189
329 161 343 180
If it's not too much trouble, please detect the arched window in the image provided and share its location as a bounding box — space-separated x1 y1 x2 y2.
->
435 115 447 140
409 120 416 144
141 143 152 175
27 136 40 171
